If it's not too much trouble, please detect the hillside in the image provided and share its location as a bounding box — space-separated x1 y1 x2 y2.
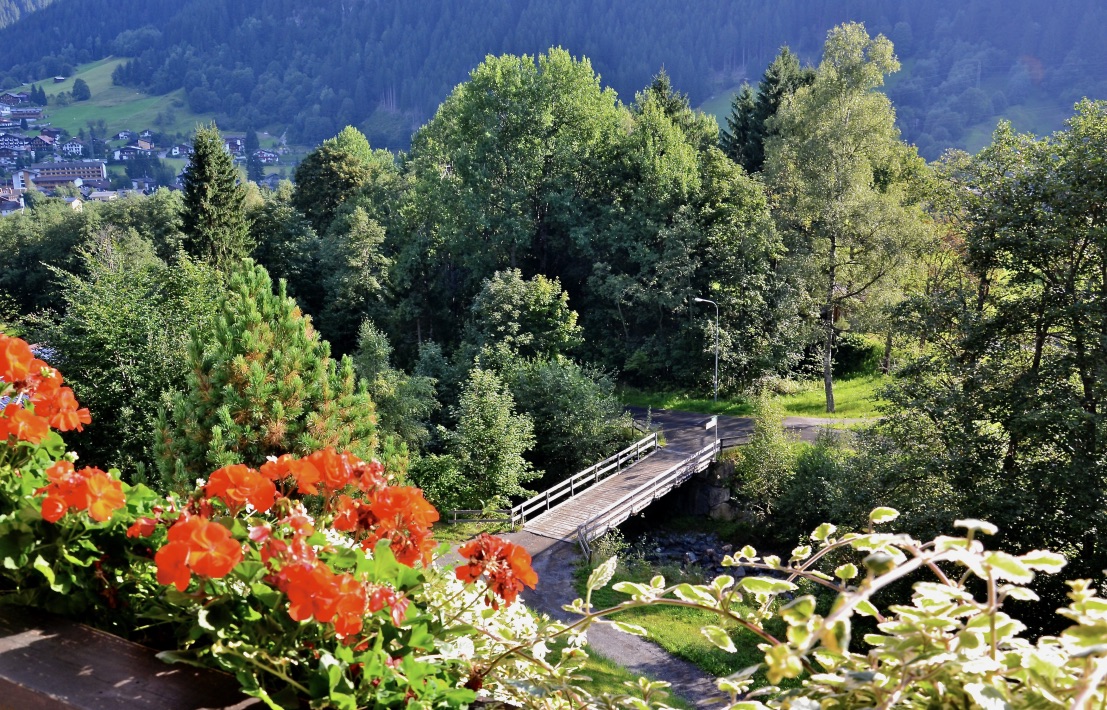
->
0 0 50 28
2 0 1105 156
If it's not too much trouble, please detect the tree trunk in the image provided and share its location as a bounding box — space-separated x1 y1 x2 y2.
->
881 330 893 374
824 233 837 413
823 317 835 413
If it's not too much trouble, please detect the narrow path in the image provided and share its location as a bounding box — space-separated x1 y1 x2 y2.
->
502 532 720 708
625 406 874 445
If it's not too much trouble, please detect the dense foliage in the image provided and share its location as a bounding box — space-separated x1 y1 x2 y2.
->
0 1 1103 152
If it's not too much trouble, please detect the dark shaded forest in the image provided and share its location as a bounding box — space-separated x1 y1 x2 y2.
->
1 0 1105 155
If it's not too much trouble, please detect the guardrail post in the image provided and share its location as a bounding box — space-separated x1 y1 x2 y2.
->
545 489 551 511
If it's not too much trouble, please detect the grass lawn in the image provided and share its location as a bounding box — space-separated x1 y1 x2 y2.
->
432 520 515 544
576 648 694 709
696 87 741 123
9 57 221 140
576 563 789 686
622 374 888 420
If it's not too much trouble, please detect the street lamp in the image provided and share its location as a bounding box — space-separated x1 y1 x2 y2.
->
694 297 719 402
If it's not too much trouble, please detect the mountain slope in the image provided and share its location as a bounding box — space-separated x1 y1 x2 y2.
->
0 0 52 29
2 0 1105 155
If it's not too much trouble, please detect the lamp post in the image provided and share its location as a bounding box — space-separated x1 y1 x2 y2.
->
694 297 719 402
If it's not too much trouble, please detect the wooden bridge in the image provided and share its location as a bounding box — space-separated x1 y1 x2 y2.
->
505 418 722 554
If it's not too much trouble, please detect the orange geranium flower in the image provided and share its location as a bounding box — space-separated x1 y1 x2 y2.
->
38 463 124 523
0 404 50 444
182 518 243 579
33 386 91 432
155 540 192 591
456 533 538 606
305 447 355 493
0 334 35 384
155 516 243 591
365 486 439 567
84 470 125 522
206 464 277 514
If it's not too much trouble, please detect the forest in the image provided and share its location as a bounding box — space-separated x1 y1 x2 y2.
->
1 0 1106 155
3 19 1107 709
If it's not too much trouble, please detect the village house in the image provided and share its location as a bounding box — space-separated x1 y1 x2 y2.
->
86 190 118 202
30 135 55 153
115 145 152 161
0 92 28 106
0 197 24 216
170 144 193 157
39 127 64 140
60 138 84 157
0 133 29 150
253 149 279 164
115 130 136 141
224 136 245 154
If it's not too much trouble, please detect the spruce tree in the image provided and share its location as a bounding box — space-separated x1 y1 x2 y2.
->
154 260 377 490
721 47 814 173
181 123 253 270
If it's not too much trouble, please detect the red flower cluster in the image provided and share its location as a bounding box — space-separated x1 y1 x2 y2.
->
456 533 538 607
218 449 439 568
38 461 125 523
332 486 440 567
155 516 244 592
206 463 277 514
0 335 90 444
248 506 410 639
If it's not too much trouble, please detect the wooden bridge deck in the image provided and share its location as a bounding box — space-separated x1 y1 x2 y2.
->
524 438 713 540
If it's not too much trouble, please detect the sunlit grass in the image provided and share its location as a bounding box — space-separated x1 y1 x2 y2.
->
576 563 791 687
622 374 888 420
575 648 694 709
775 374 887 417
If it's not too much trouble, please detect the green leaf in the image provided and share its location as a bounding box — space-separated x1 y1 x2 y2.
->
32 554 57 590
855 599 880 617
612 581 651 598
701 625 737 653
810 522 837 542
955 519 998 535
738 576 796 595
985 552 1033 584
779 595 815 623
869 507 899 525
1020 550 1066 573
834 563 858 580
673 583 716 605
587 556 618 592
790 545 811 562
610 621 648 637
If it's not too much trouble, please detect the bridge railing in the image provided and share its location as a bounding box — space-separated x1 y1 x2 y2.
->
577 438 719 561
508 432 658 526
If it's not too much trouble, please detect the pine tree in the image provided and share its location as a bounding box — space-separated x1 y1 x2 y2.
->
154 260 377 490
245 127 264 183
721 47 814 173
181 123 253 270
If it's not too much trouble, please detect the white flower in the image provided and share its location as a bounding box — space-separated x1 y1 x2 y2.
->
531 641 549 662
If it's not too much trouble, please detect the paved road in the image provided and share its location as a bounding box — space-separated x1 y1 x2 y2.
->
626 406 870 446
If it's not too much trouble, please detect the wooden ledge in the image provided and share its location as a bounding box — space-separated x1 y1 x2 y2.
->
0 607 258 709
